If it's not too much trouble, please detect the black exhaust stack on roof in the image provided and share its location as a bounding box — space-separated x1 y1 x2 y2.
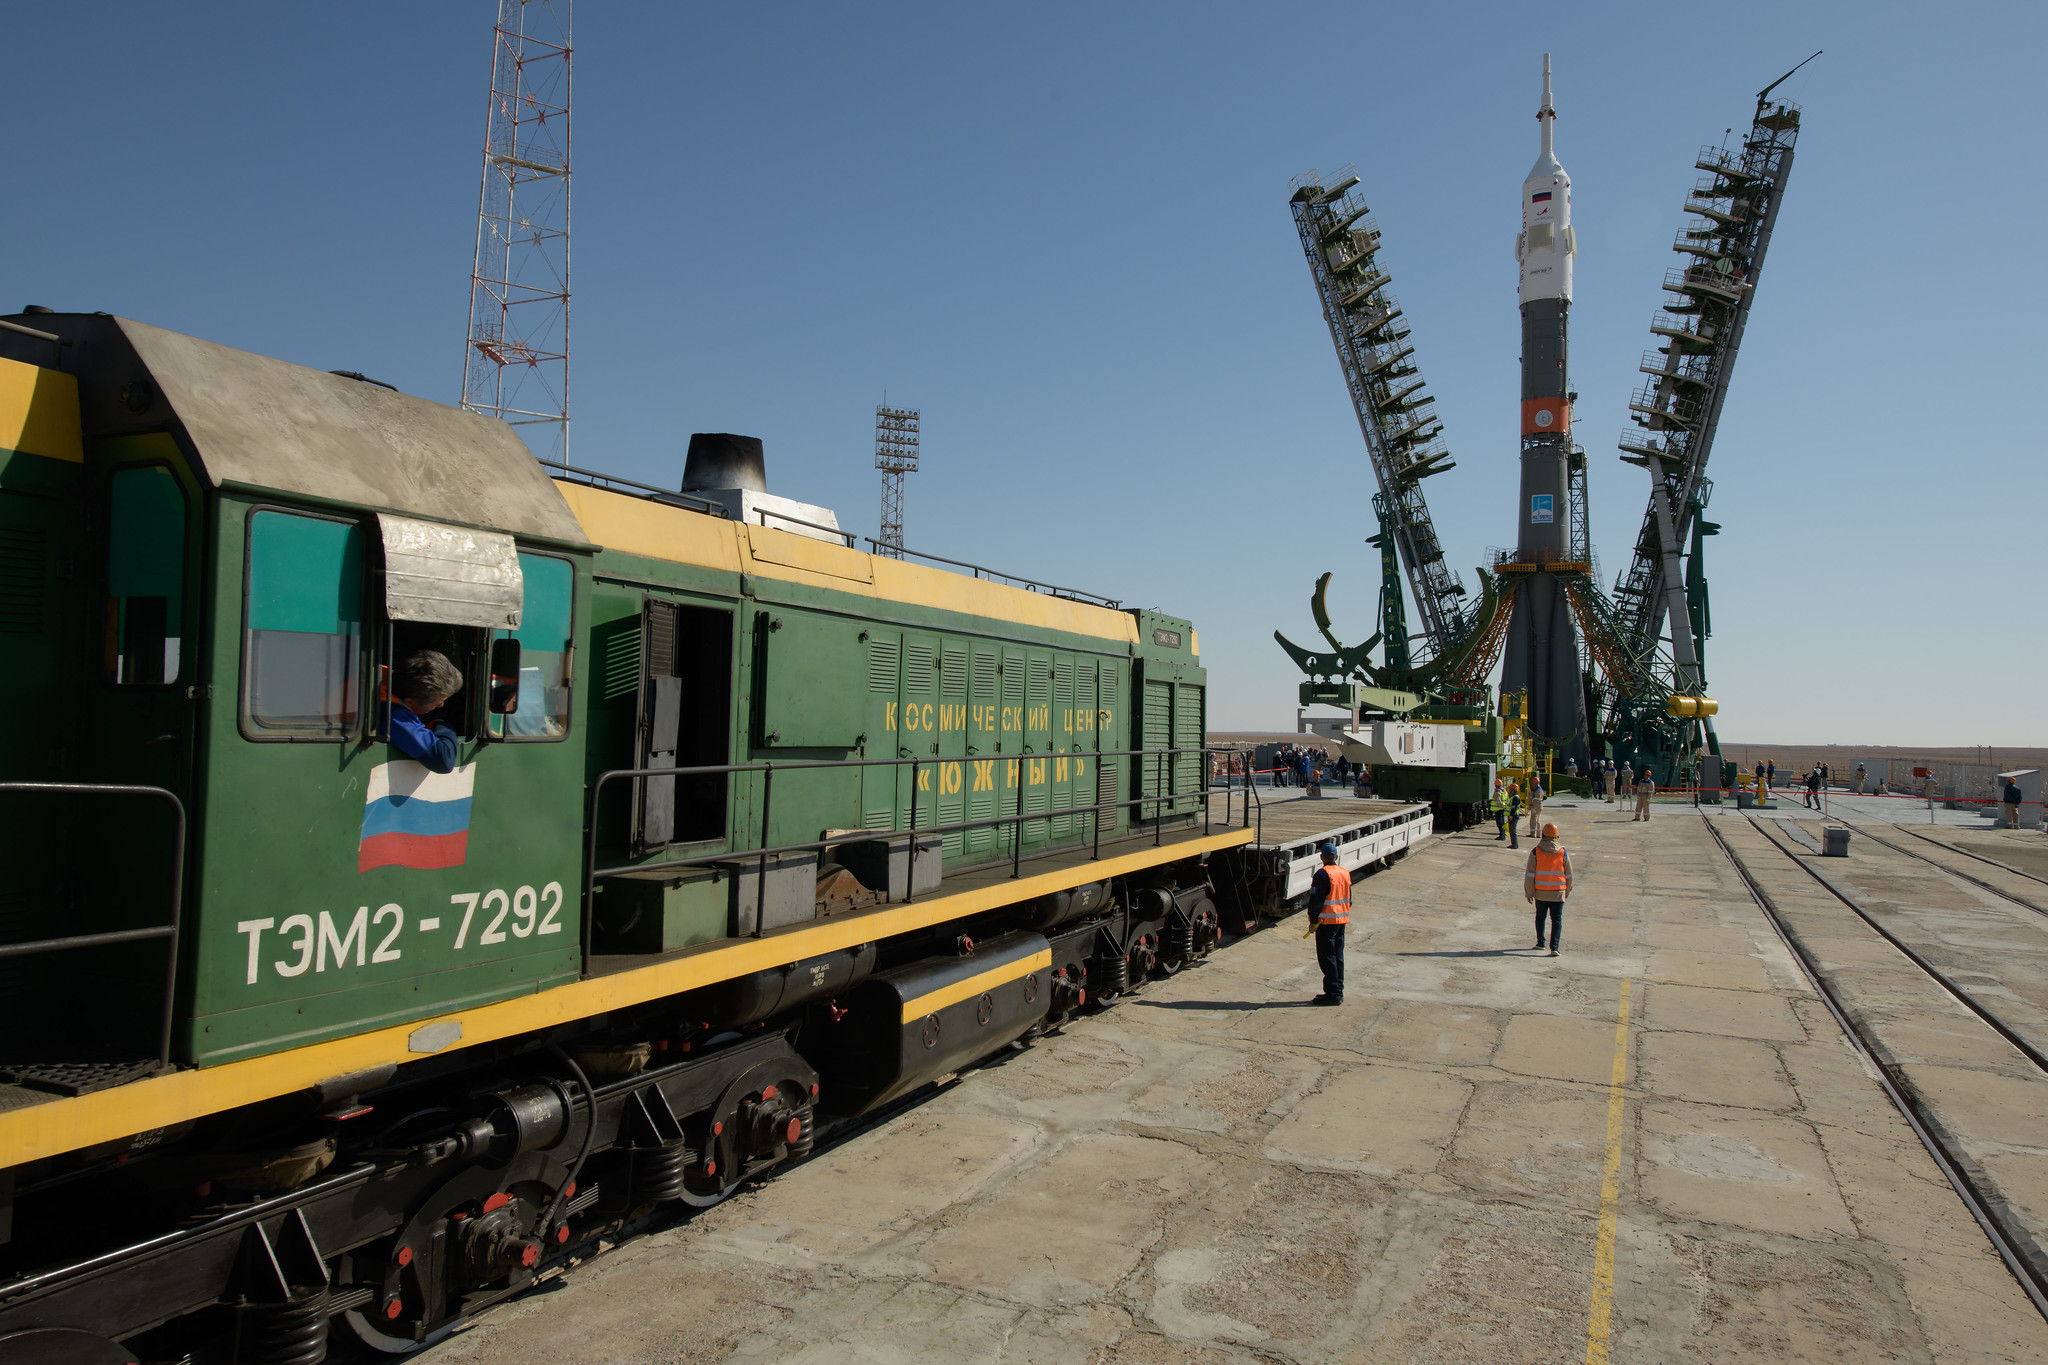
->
683 433 767 494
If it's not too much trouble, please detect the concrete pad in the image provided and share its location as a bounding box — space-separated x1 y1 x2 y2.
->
1262 1063 1469 1175
412 807 2048 1363
1640 920 1766 954
919 1132 1207 1306
1638 1101 1856 1240
1907 1063 2048 1150
1643 980 1808 1041
1444 1081 1609 1203
1356 999 1502 1067
1491 1011 1628 1086
1647 946 1776 991
1873 1018 2042 1070
1637 1030 1797 1110
692 1110 1041 1263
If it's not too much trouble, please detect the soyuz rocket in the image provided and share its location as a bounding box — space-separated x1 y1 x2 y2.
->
1500 54 1592 769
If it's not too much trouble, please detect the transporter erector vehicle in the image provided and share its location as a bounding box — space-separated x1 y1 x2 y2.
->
0 310 1259 1360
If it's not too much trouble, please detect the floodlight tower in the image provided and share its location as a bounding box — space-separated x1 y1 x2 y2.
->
461 0 572 464
875 404 920 557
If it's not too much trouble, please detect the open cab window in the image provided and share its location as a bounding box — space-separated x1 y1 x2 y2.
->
487 551 573 741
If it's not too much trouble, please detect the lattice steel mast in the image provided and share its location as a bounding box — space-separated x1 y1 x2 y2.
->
874 403 919 558
1288 168 1467 661
461 0 572 464
1610 61 1809 691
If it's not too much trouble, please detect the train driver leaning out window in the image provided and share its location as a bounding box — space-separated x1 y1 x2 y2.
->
387 650 462 774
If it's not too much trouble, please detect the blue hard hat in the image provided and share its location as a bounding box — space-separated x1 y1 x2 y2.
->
1318 841 1338 859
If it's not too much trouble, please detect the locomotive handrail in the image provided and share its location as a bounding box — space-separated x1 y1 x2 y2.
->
753 506 858 547
0 782 185 1068
857 539 1122 609
581 747 1240 963
536 459 734 519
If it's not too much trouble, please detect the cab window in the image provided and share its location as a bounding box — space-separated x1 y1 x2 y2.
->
489 551 573 740
104 467 186 685
243 509 364 736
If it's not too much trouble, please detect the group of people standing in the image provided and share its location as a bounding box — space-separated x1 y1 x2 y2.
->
1264 745 1368 794
1583 760 1660 819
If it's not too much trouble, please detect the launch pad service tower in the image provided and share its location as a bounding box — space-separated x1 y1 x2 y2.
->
1500 54 1592 772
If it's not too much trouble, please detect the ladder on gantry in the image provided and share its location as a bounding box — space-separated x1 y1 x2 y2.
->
1288 168 1470 665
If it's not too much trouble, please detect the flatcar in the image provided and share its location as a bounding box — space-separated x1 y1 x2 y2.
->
0 311 1250 1362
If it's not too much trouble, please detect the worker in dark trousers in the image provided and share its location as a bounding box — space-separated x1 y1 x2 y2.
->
1524 822 1573 956
1491 779 1508 840
1304 841 1351 1005
1506 782 1522 849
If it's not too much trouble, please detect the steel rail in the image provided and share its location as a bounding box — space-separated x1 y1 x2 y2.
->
1883 822 2048 892
1700 815 2048 1321
1742 817 2048 1075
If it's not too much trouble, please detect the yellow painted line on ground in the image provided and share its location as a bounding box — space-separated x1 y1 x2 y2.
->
1585 976 1632 1365
899 949 1052 1021
0 828 1252 1168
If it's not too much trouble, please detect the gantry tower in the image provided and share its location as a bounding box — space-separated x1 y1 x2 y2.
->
1609 67 1807 693
1288 168 1468 663
461 0 572 464
874 404 920 558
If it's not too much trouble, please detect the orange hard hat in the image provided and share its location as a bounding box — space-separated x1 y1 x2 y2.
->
1541 822 1559 838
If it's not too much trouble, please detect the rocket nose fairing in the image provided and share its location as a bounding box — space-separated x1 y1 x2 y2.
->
1517 53 1574 307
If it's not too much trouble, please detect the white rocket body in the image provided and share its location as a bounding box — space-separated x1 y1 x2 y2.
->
1516 55 1574 304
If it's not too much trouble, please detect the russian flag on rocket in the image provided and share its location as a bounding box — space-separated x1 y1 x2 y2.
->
358 760 475 873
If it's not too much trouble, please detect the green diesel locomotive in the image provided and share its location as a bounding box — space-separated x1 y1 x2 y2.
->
0 311 1244 1360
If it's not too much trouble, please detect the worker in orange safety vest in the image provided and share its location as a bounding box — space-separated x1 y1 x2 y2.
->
1305 841 1351 1005
1523 822 1573 957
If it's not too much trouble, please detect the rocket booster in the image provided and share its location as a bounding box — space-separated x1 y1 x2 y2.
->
1499 51 1591 771
1515 53 1575 541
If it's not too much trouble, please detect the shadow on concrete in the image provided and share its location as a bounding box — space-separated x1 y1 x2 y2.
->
1393 948 1542 958
1132 998 1319 1011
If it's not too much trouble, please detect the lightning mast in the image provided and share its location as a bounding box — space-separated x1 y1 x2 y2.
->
461 0 572 464
874 404 920 558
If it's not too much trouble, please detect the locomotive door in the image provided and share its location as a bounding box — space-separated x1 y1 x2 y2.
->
1048 655 1075 841
999 648 1025 857
965 646 1000 858
861 629 901 831
935 641 968 859
80 442 200 1056
1020 649 1052 849
1067 658 1100 841
898 631 939 842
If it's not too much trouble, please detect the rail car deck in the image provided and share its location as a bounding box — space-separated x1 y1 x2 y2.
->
1214 793 1435 905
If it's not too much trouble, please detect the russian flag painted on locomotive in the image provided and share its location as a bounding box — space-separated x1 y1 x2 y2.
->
358 760 475 872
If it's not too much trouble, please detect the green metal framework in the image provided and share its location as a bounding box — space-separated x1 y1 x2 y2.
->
1288 168 1471 663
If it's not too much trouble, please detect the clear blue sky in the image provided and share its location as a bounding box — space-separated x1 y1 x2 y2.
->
10 3 2041 745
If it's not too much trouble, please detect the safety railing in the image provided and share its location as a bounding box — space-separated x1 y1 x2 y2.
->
537 459 734 519
753 506 857 548
857 540 1121 608
0 783 185 1067
581 747 1251 960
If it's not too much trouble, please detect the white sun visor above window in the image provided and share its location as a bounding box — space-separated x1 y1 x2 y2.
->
377 514 524 628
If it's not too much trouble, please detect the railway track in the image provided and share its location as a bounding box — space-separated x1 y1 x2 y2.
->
1701 813 2048 1321
1840 821 2048 917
